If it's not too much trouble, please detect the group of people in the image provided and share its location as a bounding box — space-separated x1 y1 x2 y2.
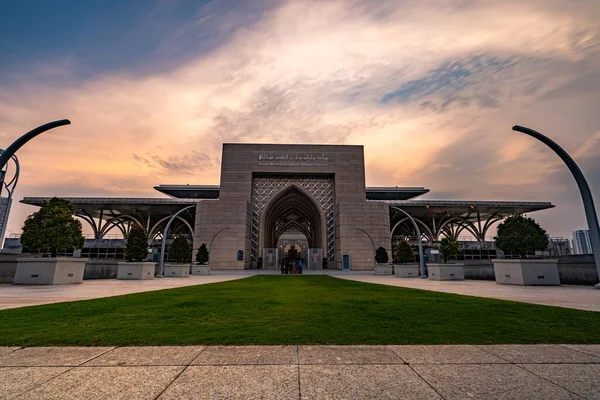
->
280 256 304 274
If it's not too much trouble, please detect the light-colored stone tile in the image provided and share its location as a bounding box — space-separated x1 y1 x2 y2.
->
299 345 402 364
0 367 69 400
388 345 508 364
300 364 441 399
561 344 600 358
0 347 114 367
158 365 299 399
15 366 182 400
84 346 205 366
413 364 580 400
192 345 297 365
520 363 600 400
477 344 600 363
0 347 21 356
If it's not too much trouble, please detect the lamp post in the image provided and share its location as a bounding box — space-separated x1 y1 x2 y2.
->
0 119 71 184
391 207 426 278
513 125 600 288
208 228 229 265
157 205 195 278
356 228 376 266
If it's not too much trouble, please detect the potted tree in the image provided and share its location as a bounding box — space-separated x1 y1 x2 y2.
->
374 246 393 275
192 243 211 275
428 237 464 280
164 234 191 277
394 240 418 278
493 214 558 285
15 197 87 285
117 224 155 280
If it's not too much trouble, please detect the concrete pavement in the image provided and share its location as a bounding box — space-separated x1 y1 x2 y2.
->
1 345 599 399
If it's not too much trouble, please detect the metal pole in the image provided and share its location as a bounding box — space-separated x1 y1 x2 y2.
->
0 119 71 184
391 207 426 278
157 205 195 278
356 228 376 266
513 125 600 288
208 228 229 265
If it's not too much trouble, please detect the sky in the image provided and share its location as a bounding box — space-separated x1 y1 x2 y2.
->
0 0 599 239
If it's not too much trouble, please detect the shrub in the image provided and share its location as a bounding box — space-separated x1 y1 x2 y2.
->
168 234 191 264
495 214 549 257
439 237 460 263
394 240 414 263
196 243 209 265
375 247 389 264
20 197 84 257
125 225 148 262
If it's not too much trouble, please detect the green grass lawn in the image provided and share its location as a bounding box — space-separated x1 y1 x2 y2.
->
1 275 599 346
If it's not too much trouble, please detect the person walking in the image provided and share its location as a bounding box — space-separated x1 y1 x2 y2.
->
297 258 303 274
280 256 285 274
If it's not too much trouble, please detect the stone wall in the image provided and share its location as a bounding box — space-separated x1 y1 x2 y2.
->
0 253 21 283
83 260 120 279
557 255 598 285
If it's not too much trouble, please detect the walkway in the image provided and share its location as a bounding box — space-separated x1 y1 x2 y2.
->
337 275 600 312
1 271 599 312
1 345 599 399
0 275 248 310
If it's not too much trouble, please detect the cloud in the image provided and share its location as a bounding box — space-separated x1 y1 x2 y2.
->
0 0 599 238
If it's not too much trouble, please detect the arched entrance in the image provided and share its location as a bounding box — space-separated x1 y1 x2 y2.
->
260 185 325 269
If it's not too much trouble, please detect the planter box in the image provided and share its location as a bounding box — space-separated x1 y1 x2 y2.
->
14 257 88 285
374 264 393 276
191 265 211 275
428 263 464 281
164 264 190 278
394 264 419 278
117 262 155 280
493 259 560 286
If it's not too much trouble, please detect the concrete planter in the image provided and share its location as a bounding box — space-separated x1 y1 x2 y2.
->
14 257 88 285
191 265 211 275
374 264 393 276
428 263 465 281
117 262 155 280
394 264 419 278
164 264 190 278
493 259 560 286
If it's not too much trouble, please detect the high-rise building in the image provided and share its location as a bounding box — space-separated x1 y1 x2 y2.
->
572 230 592 255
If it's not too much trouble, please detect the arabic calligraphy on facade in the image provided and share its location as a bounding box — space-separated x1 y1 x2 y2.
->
257 152 331 167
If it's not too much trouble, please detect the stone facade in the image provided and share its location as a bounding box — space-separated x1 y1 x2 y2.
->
194 144 390 270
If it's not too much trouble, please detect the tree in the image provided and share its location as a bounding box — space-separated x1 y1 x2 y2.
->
439 237 460 263
375 247 389 264
394 240 414 263
196 243 209 264
495 214 549 257
125 224 148 262
168 234 191 264
20 197 84 257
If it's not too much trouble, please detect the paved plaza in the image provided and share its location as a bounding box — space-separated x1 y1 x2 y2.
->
0 344 599 399
1 271 599 312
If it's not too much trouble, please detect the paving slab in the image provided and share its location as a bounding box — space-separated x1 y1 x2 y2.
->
561 344 600 358
84 346 206 366
299 345 402 364
300 364 442 399
14 366 182 400
337 275 600 311
158 365 299 399
388 344 508 364
0 346 21 356
412 364 580 400
192 345 297 365
477 344 600 363
0 347 114 367
520 363 600 400
0 366 70 400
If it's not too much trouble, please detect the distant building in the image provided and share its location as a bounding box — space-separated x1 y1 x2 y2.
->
572 230 592 255
548 237 571 256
